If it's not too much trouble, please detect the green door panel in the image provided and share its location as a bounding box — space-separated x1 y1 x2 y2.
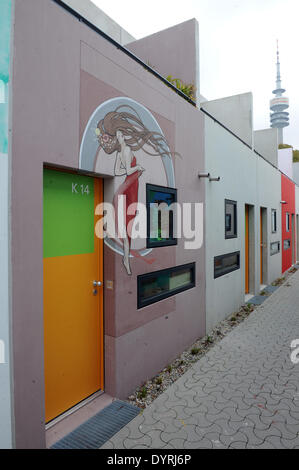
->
43 170 95 258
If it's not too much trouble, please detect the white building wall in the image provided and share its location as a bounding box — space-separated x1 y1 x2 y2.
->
254 128 278 167
257 156 282 285
278 148 293 180
293 162 299 187
205 116 282 332
202 92 253 148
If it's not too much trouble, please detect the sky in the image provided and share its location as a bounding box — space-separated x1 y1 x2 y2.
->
91 0 298 149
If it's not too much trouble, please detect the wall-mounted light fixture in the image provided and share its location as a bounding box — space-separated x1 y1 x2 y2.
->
280 201 287 204
198 172 210 179
209 177 221 182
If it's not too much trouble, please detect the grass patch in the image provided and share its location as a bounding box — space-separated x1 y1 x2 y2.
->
137 387 147 399
191 347 201 355
272 277 285 286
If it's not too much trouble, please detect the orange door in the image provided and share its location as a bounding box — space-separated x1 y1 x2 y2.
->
245 205 249 294
43 169 103 423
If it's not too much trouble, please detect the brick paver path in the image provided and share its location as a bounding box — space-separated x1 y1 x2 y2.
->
102 272 299 449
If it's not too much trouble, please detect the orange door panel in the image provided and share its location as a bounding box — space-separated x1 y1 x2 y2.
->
43 170 103 423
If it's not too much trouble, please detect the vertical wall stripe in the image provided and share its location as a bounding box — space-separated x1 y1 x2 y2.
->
0 0 12 449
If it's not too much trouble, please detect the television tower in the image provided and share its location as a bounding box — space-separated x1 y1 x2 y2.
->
270 41 289 144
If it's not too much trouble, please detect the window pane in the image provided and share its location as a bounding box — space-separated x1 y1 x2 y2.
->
272 209 277 233
286 213 290 232
147 184 177 247
270 241 280 255
214 252 240 278
284 239 291 250
138 263 195 308
225 200 237 238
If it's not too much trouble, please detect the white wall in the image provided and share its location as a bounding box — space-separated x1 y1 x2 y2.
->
202 92 253 148
62 0 135 45
293 162 299 187
205 115 282 332
254 128 278 167
257 156 282 285
278 148 293 180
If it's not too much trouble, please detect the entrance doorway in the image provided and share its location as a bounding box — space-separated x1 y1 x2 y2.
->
43 169 104 423
245 204 255 296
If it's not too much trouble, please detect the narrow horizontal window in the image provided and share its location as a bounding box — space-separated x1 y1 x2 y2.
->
214 251 240 279
270 241 280 256
283 239 291 250
137 263 195 309
146 184 177 248
225 200 237 239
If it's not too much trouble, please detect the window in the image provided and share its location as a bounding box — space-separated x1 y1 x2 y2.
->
225 200 237 239
284 239 291 250
286 213 290 232
271 209 277 233
214 251 240 279
137 263 195 309
270 241 280 256
146 184 177 248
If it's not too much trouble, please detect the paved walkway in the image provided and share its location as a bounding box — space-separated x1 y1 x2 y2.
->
102 272 299 449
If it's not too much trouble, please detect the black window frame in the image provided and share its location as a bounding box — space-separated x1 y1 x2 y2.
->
137 263 196 309
271 209 277 233
225 199 238 239
146 183 178 248
283 239 291 250
214 251 240 279
286 213 290 232
270 241 280 256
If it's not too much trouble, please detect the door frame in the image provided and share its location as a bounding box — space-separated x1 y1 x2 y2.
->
245 204 255 296
260 207 267 286
43 166 104 425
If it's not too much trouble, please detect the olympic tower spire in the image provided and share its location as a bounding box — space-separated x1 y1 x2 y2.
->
270 41 289 144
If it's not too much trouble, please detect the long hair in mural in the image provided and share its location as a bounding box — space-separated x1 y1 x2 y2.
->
80 97 176 275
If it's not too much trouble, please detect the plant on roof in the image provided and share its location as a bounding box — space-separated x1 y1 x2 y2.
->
166 75 196 102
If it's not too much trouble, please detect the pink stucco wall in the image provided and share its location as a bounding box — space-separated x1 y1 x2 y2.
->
10 0 205 448
126 19 199 102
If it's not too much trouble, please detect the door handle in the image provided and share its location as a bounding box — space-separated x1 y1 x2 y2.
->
93 281 103 287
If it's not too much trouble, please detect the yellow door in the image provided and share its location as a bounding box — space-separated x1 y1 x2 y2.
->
43 169 103 423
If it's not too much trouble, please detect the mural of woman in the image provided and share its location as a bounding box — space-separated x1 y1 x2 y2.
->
95 105 176 275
